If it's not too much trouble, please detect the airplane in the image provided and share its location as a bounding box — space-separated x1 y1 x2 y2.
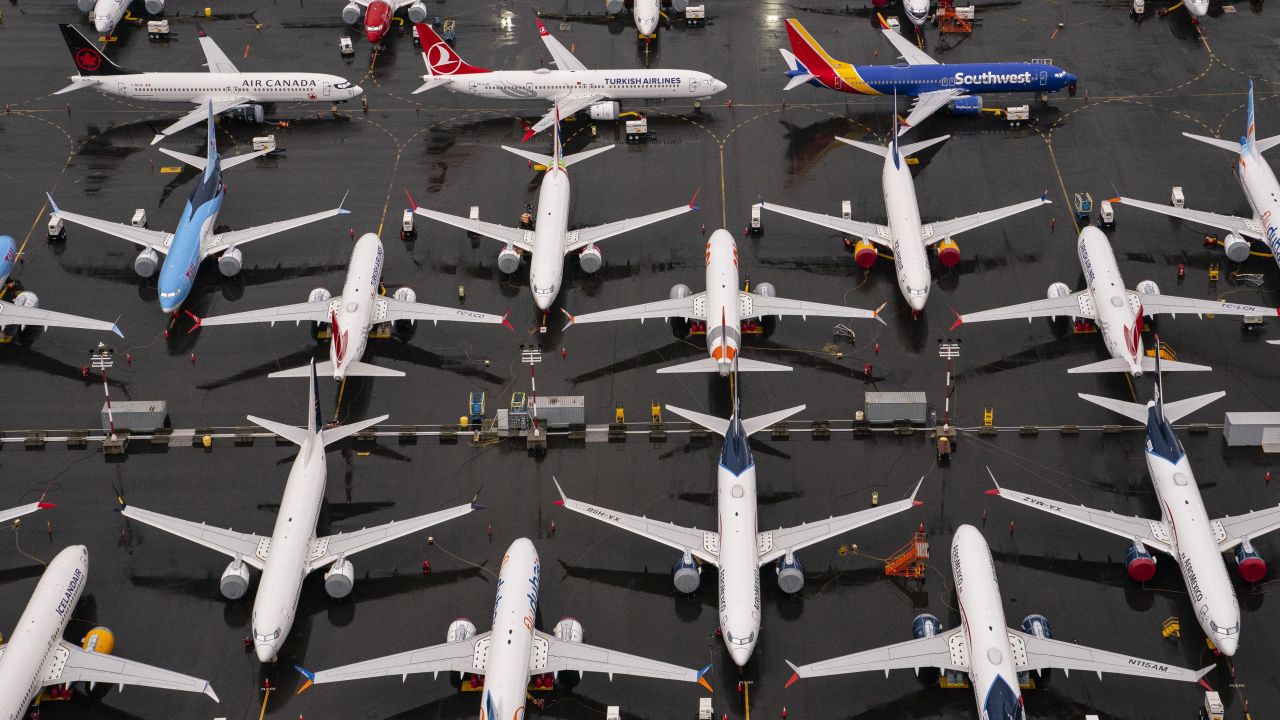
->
194 232 510 380
1114 83 1280 270
785 524 1213 718
48 104 349 317
54 24 363 145
603 0 681 40
951 226 1278 375
990 340 1280 656
0 234 122 339
755 129 1050 313
295 538 712 710
341 0 431 43
79 0 162 36
903 0 931 27
411 20 726 141
118 362 479 663
409 111 695 312
0 545 219 719
562 228 885 374
553 371 923 665
0 500 55 527
778 18 1076 136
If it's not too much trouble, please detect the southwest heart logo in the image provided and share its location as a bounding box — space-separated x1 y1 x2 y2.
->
75 48 101 72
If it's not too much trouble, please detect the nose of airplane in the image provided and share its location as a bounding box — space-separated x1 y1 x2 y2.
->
160 303 179 315
714 79 728 94
637 17 657 34
1214 635 1238 657
352 85 365 98
255 643 276 663
729 646 753 667
94 17 113 34
534 294 553 311
908 295 927 312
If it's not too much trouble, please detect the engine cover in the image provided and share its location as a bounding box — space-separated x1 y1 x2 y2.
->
308 288 333 304
605 0 624 11
1235 539 1267 583
143 0 165 13
936 238 960 268
1047 281 1071 299
218 246 243 277
407 1 429 23
775 550 804 594
949 95 984 115
1020 614 1052 639
447 618 477 643
12 291 38 309
853 239 877 269
134 248 159 278
81 626 116 654
1135 279 1160 296
342 2 362 24
393 286 417 303
579 244 603 274
1223 231 1251 263
912 613 941 639
554 617 584 643
325 558 356 599
220 559 251 600
1125 541 1157 582
498 246 521 274
672 550 701 593
588 101 621 121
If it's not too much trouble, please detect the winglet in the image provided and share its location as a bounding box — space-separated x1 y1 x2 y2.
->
876 13 892 29
909 477 925 507
37 501 57 510
873 301 887 326
114 494 126 512
338 190 351 214
404 188 418 211
45 192 60 215
985 466 1001 495
697 663 714 692
560 307 575 330
784 661 802 687
522 125 537 143
948 308 964 331
501 309 514 331
536 17 550 36
294 666 315 695
1196 664 1216 685
552 476 568 506
689 186 701 210
110 323 124 339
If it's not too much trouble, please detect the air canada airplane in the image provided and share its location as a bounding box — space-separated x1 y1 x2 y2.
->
0 235 121 338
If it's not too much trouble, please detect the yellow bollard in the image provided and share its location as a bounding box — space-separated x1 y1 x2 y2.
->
201 435 212 448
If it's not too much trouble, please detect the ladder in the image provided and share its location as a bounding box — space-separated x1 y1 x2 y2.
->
885 525 930 578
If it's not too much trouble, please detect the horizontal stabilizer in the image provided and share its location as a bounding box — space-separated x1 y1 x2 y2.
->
500 143 613 169
897 134 950 158
664 405 730 436
1256 135 1280 153
1181 132 1243 154
1076 394 1149 424
742 405 806 437
835 136 888 158
412 77 450 94
269 360 405 379
53 80 93 95
1066 356 1211 375
157 148 207 171
320 413 389 447
1162 391 1226 423
656 356 791 374
247 415 311 446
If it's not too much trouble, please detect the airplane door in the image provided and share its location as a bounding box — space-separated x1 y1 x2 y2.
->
323 82 332 96
1039 71 1047 86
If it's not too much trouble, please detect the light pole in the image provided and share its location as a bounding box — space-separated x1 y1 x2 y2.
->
90 342 116 440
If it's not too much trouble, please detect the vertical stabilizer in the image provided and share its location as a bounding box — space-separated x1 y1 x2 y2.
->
1246 80 1257 154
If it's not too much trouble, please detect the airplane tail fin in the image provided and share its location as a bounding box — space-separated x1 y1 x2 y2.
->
243 360 322 446
307 359 322 434
783 19 837 88
203 101 219 174
59 24 131 76
1247 79 1257 152
415 23 489 77
552 103 563 167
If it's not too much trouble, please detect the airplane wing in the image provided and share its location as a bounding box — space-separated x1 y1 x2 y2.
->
1010 629 1212 683
151 96 254 145
48 196 172 254
413 207 534 252
787 628 968 683
528 94 605 137
754 202 889 247
536 18 588 72
924 197 1051 244
744 292 882 322
0 502 52 525
533 631 702 684
0 300 121 337
121 506 268 570
199 298 332 328
879 25 937 65
1215 505 1280 552
49 640 220 701
308 633 491 685
899 89 966 135
379 296 507 326
990 477 1172 555
564 203 694 254
197 30 239 73
1113 197 1263 241
1135 292 1278 319
566 293 705 327
204 204 351 257
307 502 478 572
955 290 1094 326
552 479 719 565
758 479 922 565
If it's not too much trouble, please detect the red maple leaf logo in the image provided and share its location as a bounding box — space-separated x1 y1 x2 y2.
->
75 48 101 72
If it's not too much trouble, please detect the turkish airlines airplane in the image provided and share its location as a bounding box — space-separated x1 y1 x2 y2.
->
0 235 121 338
0 546 219 720
786 525 1212 719
296 538 711 711
341 0 430 43
79 0 162 36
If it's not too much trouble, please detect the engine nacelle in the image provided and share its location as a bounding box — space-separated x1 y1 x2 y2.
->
12 291 38 310
341 2 362 24
324 558 355 599
81 626 116 654
77 0 94 12
912 613 941 639
143 0 165 14
219 559 251 600
1047 281 1071 299
218 246 243 277
498 246 521 274
227 104 265 124
1235 539 1267 583
936 238 960 268
308 288 333 304
669 283 692 300
754 282 776 298
1135 279 1160 296
1021 613 1053 639
407 1 429 23
853 238 877 269
578 244 603 274
134 248 159 278
1125 541 1157 582
553 617 584 643
588 101 621 121
669 284 692 337
949 95 984 115
1223 231 1251 263
672 550 701 593
447 618 477 643
393 286 417 304
605 0 625 12
775 550 804 594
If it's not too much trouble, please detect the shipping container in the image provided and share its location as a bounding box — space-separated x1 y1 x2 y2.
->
102 400 168 432
532 395 585 428
865 391 927 425
1224 412 1280 451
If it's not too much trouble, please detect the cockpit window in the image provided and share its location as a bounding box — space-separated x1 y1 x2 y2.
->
254 627 281 642
335 81 354 90
726 631 755 646
1210 620 1240 636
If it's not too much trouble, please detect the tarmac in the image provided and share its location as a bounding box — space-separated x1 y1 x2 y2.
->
0 1 1278 719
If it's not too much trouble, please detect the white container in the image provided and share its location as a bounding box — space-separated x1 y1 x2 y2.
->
1132 0 1145 13
686 5 706 20
955 5 975 19
1099 200 1114 226
1203 691 1224 720
131 209 147 228
605 707 621 720
1224 412 1280 450
886 16 901 32
865 391 927 425
1171 186 1185 208
402 209 414 233
1005 105 1030 121
47 215 64 238
698 699 713 720
750 205 762 232
252 135 276 152
626 118 649 134
339 36 355 55
147 20 169 35
841 200 852 220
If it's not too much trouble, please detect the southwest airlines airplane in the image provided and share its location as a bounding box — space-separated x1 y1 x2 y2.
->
780 18 1076 135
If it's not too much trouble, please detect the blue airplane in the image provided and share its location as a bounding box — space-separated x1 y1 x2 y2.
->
0 233 121 338
48 103 349 316
781 18 1077 135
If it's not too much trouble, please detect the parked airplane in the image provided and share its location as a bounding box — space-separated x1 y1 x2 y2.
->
409 113 694 312
79 0 161 36
412 21 726 140
554 373 922 665
604 0 682 39
296 538 712 708
951 226 1278 375
196 233 509 380
119 362 478 663
786 525 1212 718
0 545 219 719
48 105 349 317
55 24 363 145
562 228 884 374
779 18 1076 135
903 0 931 27
0 235 121 338
341 0 430 43
991 342 1280 656
0 500 55 526
1114 83 1280 269
755 131 1049 312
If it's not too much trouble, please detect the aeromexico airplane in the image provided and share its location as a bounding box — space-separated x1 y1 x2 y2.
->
780 18 1077 135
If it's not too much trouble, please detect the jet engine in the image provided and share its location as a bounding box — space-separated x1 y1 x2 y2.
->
1125 541 1157 582
220 558 251 600
1047 281 1071 299
672 549 701 593
949 96 983 115
1135 279 1160 296
578 244 603 274
309 288 333 304
134 248 160 277
1223 231 1251 263
553 617 585 688
227 104 265 124
341 2 362 24
1021 613 1052 639
218 246 243 277
754 282 776 297
12 291 38 310
753 282 778 336
911 613 942 684
393 287 417 304
324 558 355 599
853 238 877 269
1235 539 1267 583
936 238 960 268
588 101 621 121
669 283 692 337
144 0 165 14
605 0 624 12
406 1 429 23
446 618 478 688
82 626 116 654
775 550 804 594
498 246 522 274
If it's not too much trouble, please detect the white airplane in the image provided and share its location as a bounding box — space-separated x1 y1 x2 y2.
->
903 0 930 26
79 0 162 36
952 226 1278 375
119 363 478 663
755 130 1049 313
1115 83 1279 268
0 500 55 526
562 228 885 374
604 0 682 40
991 343 1280 656
195 233 509 380
409 114 694 312
412 21 726 140
0 234 122 338
0 545 219 719
554 376 922 666
55 24 363 145
786 525 1213 718
295 538 712 710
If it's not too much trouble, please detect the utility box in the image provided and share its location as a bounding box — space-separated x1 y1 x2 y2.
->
865 391 927 425
955 5 975 19
146 20 170 41
625 117 650 143
102 400 168 432
1132 0 1145 14
698 698 713 720
1099 200 1115 229
252 135 277 152
402 210 415 233
1203 691 1224 720
841 200 852 220
535 396 585 428
1224 412 1280 451
605 707 621 720
1171 186 1185 208
1005 105 1030 122
886 16 902 32
339 35 355 56
131 209 147 228
47 215 64 240
750 205 763 235
685 5 706 26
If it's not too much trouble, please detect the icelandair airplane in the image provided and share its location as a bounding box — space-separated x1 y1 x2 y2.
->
780 18 1076 135
342 0 431 43
0 235 122 338
55 24 363 145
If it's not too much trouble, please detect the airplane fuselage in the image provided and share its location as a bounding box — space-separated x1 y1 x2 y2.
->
1077 227 1144 375
439 69 724 103
880 147 933 311
157 161 225 313
328 234 384 379
77 72 362 106
89 0 128 34
0 235 16 285
715 443 763 667
703 229 742 375
804 61 1074 99
480 539 542 720
951 526 1025 720
634 0 660 36
529 167 573 310
904 0 930 26
1236 146 1280 267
